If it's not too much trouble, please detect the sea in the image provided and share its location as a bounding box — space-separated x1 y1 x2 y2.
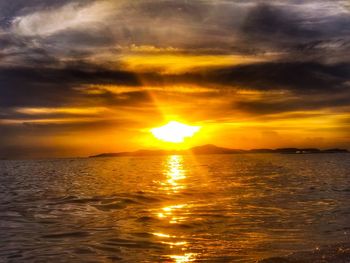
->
0 154 349 262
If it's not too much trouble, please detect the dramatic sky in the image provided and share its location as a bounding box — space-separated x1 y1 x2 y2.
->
1 0 350 158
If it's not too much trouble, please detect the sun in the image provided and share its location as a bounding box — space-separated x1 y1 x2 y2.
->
151 121 200 143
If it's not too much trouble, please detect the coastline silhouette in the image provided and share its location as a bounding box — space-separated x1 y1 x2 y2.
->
90 144 348 158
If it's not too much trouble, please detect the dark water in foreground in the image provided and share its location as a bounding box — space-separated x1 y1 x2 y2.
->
0 154 349 262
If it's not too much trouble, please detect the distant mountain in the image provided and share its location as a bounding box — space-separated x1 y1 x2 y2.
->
89 145 348 158
190 144 244 154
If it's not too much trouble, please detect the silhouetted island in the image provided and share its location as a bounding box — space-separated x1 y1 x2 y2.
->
90 144 348 158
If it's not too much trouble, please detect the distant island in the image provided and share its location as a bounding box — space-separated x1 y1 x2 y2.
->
90 144 348 158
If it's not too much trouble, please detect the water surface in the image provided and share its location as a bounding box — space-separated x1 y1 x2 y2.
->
0 154 349 262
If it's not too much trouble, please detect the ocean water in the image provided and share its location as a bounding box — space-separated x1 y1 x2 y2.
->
0 154 349 262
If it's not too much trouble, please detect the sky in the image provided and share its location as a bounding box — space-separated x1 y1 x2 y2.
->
0 0 350 158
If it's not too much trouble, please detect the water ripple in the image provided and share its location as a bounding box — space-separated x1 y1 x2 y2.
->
0 154 349 262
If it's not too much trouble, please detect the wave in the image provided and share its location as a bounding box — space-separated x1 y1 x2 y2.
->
259 243 350 263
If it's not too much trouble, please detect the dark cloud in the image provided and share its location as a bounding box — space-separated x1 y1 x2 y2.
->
238 2 350 58
0 59 348 113
0 65 141 108
140 60 350 116
1 0 349 64
156 61 350 94
234 94 350 115
207 62 350 93
242 4 316 40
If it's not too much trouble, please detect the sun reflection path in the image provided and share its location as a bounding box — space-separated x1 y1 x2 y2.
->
160 155 187 193
169 253 197 263
154 155 198 262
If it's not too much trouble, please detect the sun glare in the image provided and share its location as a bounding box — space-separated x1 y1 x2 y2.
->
151 121 200 143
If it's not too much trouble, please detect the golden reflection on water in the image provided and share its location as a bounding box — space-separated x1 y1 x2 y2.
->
169 253 197 263
155 155 198 262
160 155 187 193
157 204 187 223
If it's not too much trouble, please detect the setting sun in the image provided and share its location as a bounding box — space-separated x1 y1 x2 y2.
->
150 121 200 143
